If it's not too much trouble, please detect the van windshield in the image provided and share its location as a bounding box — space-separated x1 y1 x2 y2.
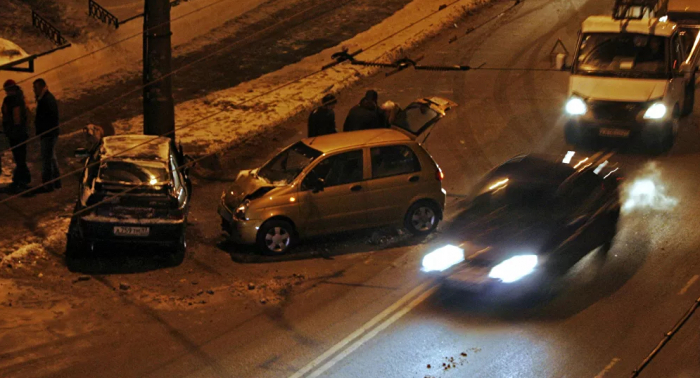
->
574 33 669 78
258 142 322 185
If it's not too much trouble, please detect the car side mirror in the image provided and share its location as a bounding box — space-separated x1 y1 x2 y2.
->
74 147 89 159
312 178 325 193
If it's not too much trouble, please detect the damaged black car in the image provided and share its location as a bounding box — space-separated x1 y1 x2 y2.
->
66 135 192 266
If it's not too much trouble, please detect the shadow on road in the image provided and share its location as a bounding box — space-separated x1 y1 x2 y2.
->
66 246 181 274
221 227 438 264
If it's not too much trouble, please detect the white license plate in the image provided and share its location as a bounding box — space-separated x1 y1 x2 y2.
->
113 226 150 237
599 128 630 137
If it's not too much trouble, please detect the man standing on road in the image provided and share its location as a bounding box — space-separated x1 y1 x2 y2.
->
33 78 61 192
1 79 30 193
308 94 337 137
343 90 388 132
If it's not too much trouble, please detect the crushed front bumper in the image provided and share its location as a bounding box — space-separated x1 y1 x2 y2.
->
218 204 261 244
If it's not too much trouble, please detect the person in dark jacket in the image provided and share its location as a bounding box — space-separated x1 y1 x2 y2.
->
33 78 61 192
308 94 337 137
1 79 30 193
343 90 388 132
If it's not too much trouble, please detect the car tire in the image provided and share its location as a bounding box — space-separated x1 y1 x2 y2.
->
682 75 695 117
404 201 441 236
65 233 87 272
169 234 186 266
257 220 297 255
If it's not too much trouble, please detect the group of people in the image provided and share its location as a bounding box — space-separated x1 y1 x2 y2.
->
1 78 61 195
307 89 399 138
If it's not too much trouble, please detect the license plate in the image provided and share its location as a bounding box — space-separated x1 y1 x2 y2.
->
113 226 150 237
599 128 630 137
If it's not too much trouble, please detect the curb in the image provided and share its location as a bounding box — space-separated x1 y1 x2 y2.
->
113 0 492 156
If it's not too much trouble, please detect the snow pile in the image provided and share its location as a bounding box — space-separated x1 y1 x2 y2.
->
113 0 489 155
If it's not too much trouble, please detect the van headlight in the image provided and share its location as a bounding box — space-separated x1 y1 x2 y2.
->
488 255 538 283
565 97 587 115
643 103 667 120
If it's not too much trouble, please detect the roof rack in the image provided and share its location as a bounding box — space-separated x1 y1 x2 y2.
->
612 0 667 20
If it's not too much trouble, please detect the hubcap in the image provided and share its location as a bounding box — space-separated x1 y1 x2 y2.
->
265 227 290 252
411 206 436 232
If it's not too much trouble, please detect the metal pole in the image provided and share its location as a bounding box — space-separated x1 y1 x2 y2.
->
143 0 175 139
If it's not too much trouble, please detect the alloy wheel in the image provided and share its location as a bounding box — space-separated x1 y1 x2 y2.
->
411 206 436 232
265 227 290 253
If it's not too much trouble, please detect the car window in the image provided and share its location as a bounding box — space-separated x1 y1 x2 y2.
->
370 145 421 179
98 160 170 185
672 34 686 69
302 150 364 190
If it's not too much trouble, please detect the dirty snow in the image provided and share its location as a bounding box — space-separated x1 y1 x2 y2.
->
101 135 171 161
0 37 28 66
112 0 490 155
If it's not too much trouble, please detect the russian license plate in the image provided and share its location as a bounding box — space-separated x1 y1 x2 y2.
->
113 226 150 237
599 128 630 137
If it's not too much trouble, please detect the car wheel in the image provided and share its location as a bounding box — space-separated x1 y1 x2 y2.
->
682 75 695 117
65 233 86 272
405 201 440 236
257 220 296 255
169 234 186 266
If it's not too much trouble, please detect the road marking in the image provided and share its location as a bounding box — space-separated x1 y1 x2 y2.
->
594 357 621 378
678 275 699 295
306 285 438 378
289 280 435 378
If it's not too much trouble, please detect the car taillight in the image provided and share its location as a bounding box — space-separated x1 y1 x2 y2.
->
436 167 444 181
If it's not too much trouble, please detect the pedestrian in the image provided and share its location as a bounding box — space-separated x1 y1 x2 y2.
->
1 79 30 193
33 78 61 192
343 90 389 132
308 94 337 138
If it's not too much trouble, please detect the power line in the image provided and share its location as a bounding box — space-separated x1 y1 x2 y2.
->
0 0 358 156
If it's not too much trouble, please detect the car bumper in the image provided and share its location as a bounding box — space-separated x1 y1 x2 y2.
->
440 264 541 294
218 204 261 244
566 118 674 138
75 218 185 248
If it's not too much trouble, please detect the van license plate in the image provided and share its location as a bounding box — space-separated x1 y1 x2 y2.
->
599 128 630 137
114 226 150 237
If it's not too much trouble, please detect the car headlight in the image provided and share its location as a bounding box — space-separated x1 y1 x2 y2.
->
643 103 667 120
488 255 538 283
421 245 465 272
235 199 250 220
565 97 587 115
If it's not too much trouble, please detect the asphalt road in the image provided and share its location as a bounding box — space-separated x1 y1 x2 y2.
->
2 0 700 377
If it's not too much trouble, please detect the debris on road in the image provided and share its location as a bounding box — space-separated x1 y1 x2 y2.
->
248 282 256 290
119 283 130 291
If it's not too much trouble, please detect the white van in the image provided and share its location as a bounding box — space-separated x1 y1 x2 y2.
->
564 4 699 151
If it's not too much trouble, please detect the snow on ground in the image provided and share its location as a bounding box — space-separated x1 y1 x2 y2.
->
113 0 490 155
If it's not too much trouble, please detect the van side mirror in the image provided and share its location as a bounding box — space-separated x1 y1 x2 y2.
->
74 148 90 159
555 53 571 71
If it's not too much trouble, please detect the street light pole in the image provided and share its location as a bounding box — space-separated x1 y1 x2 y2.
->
143 0 175 139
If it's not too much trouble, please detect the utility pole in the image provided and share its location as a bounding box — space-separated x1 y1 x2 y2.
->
143 0 175 139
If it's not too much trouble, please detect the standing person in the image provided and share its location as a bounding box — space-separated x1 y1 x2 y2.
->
308 94 337 137
343 90 389 132
1 80 30 193
33 78 61 192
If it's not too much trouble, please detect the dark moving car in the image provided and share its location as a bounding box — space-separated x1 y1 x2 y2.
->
421 152 622 295
66 135 192 266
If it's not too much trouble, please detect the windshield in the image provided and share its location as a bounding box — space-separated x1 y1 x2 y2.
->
575 33 669 78
258 142 322 185
98 160 170 185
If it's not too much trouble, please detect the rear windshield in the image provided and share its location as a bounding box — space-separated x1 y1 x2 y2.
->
98 160 170 185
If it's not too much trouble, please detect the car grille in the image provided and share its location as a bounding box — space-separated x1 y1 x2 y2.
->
589 101 645 122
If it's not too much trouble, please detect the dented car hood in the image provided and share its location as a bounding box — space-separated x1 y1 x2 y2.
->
223 169 277 209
